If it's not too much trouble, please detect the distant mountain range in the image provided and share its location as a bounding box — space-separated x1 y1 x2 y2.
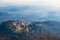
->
0 20 60 40
0 6 60 24
0 11 48 24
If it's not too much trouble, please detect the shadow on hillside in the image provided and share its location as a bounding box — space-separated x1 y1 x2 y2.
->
0 35 60 40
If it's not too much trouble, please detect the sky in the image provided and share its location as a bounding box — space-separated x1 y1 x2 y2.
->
0 0 60 15
0 0 60 22
0 0 60 8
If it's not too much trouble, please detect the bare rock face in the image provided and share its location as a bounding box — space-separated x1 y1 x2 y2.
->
0 20 31 40
0 20 60 40
0 20 40 40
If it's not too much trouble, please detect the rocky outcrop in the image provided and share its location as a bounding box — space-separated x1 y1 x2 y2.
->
0 20 60 40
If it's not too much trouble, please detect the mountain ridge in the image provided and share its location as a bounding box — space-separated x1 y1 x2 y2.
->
0 20 60 40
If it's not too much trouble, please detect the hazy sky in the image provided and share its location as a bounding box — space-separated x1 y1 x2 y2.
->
0 0 60 22
0 0 60 17
0 0 60 8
